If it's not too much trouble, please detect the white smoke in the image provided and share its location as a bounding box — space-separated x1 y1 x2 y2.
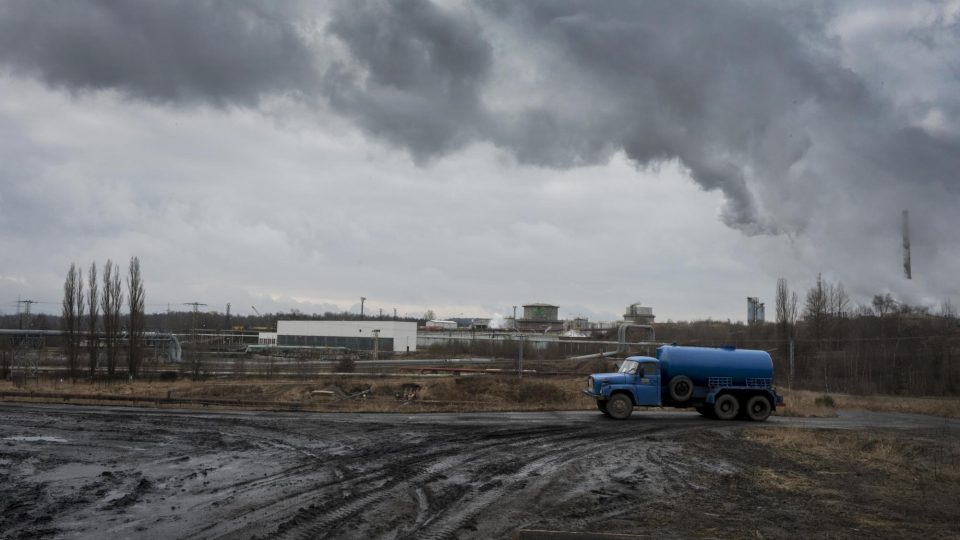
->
488 312 506 329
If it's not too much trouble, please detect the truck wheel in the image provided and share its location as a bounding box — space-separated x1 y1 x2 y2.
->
597 400 611 416
713 394 739 420
695 405 715 419
668 376 694 402
606 394 633 420
745 395 772 422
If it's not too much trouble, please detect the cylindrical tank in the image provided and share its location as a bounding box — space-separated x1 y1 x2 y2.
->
656 345 773 386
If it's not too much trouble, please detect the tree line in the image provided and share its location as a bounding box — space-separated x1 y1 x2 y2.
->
656 276 959 396
59 257 145 380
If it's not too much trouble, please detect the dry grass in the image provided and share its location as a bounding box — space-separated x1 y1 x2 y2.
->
5 378 959 418
780 388 960 418
744 425 960 536
0 376 597 413
746 426 960 484
776 389 840 417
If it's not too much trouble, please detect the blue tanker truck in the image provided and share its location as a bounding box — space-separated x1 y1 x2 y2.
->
583 345 784 421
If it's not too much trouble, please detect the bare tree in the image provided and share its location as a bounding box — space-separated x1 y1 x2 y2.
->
76 267 85 380
101 259 123 378
87 262 99 378
775 277 799 341
872 293 897 318
939 300 957 326
61 264 77 379
127 256 145 378
830 282 850 348
803 273 829 346
61 264 84 381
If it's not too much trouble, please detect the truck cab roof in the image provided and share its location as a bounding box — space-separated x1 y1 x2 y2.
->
623 356 659 364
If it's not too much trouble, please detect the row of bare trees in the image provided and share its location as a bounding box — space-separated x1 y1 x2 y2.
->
60 257 145 380
773 276 958 395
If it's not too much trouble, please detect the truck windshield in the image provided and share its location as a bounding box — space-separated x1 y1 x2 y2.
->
618 360 639 374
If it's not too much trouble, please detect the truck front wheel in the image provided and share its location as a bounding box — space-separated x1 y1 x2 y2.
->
745 395 772 422
713 394 739 420
606 394 633 420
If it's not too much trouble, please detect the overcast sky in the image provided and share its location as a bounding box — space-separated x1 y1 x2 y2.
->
1 0 958 323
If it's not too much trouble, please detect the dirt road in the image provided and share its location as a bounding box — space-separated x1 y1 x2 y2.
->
1 403 958 539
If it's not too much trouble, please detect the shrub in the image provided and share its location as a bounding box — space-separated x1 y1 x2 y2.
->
336 357 356 373
814 394 836 408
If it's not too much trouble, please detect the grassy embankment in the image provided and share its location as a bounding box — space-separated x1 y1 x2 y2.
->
743 423 960 536
779 388 960 418
0 376 597 413
2 377 959 417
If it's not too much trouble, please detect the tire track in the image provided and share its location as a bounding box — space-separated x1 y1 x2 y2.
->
403 425 698 540
273 427 604 539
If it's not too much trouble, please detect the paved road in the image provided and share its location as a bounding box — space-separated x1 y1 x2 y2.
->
1 403 956 539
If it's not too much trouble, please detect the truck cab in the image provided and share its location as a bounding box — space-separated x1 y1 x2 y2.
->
586 357 662 417
588 356 660 404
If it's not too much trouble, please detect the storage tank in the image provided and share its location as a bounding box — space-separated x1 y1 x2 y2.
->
656 345 773 386
522 303 559 321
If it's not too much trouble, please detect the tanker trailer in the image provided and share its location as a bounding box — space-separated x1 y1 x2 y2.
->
583 345 783 421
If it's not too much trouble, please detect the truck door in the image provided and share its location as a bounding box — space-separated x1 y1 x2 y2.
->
634 361 661 406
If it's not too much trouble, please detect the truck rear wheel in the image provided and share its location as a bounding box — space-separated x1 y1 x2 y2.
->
597 400 610 416
668 376 694 402
713 394 739 420
606 394 633 420
745 395 772 422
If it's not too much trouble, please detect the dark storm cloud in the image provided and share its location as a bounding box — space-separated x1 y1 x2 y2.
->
324 0 493 160
319 0 875 231
1 0 959 301
325 0 960 246
0 0 317 105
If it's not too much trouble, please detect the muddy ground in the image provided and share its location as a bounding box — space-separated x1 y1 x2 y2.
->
1 404 958 539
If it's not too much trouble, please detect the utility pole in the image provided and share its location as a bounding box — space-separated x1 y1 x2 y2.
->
184 302 207 380
518 334 524 379
393 307 397 319
788 338 795 392
184 302 207 319
225 302 231 329
360 297 366 320
17 298 36 330
379 308 383 320
902 209 912 279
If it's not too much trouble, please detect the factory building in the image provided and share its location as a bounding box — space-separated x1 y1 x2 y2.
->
516 303 561 332
747 297 765 324
623 302 655 325
275 320 417 353
424 320 458 330
258 332 277 345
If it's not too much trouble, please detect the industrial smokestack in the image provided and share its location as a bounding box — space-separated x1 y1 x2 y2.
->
902 210 911 280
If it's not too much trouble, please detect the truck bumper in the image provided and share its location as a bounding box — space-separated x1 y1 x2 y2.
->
582 389 603 400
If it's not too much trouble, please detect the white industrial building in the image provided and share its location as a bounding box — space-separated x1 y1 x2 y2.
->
275 320 417 353
258 332 277 345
